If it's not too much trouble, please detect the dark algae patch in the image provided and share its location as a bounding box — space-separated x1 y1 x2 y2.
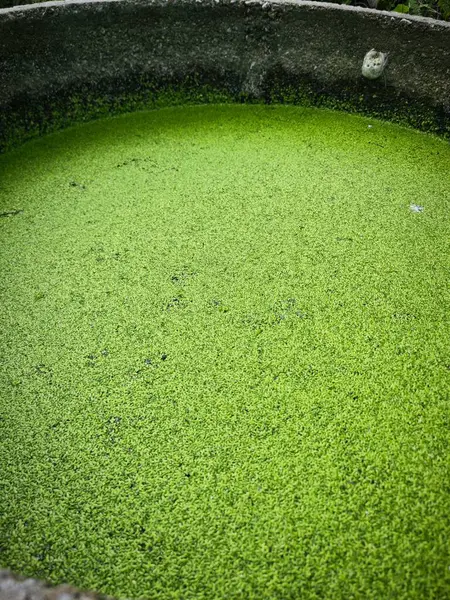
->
0 105 449 599
0 208 23 217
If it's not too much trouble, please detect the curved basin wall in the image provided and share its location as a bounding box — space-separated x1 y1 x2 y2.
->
0 0 449 153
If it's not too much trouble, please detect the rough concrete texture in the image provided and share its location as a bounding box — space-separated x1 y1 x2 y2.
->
0 0 449 152
0 570 115 600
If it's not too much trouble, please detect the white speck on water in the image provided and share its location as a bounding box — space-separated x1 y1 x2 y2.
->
410 204 424 213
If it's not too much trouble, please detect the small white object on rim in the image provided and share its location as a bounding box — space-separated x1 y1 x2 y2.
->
362 49 388 80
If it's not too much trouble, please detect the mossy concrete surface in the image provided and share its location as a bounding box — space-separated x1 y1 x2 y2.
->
1 104 449 599
0 0 449 153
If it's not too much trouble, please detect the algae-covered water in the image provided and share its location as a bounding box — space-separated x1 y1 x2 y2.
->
0 104 449 599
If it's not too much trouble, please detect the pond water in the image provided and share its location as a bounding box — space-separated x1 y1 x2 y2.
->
0 104 449 599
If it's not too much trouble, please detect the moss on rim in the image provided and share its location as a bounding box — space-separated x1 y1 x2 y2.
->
2 66 449 156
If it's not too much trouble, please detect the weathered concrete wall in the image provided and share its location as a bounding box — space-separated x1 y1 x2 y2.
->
0 0 449 152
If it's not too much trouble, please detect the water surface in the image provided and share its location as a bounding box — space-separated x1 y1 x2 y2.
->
1 104 449 599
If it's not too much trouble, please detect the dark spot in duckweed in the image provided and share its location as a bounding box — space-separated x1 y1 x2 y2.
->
210 299 230 312
69 181 86 190
34 364 52 376
271 298 306 324
116 157 155 169
392 313 416 320
105 416 122 445
166 296 189 310
70 291 85 305
116 158 141 168
144 354 167 366
86 354 98 367
0 209 23 217
50 419 70 430
116 156 179 173
171 269 197 286
89 246 128 264
35 542 53 562
131 368 143 379
86 350 109 366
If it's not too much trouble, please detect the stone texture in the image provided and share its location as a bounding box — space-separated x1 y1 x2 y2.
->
0 0 449 152
0 570 115 600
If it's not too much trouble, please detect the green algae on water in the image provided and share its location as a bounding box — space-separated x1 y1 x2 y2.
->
0 104 449 600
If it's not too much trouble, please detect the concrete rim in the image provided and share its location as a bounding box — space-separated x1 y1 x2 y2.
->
0 0 449 25
1 0 449 153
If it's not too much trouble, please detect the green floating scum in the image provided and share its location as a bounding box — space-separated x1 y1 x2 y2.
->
0 0 449 598
0 103 449 599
